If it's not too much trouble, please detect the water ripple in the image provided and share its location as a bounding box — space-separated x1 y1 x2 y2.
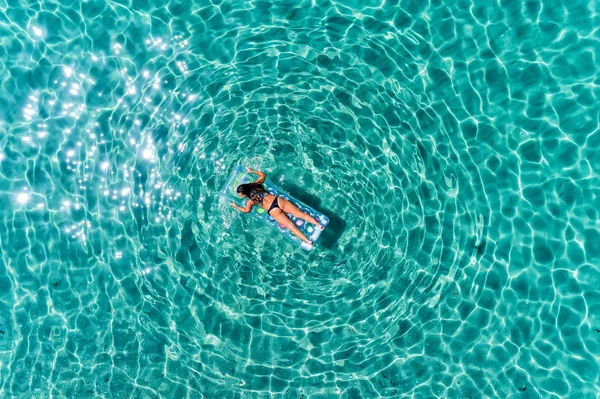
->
0 0 598 398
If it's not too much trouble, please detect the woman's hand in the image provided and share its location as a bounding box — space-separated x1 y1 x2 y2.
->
246 166 266 183
231 201 252 213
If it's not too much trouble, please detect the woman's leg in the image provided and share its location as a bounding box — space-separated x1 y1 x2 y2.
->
270 210 313 244
278 198 323 228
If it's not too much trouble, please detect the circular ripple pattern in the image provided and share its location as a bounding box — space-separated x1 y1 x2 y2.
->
0 0 598 398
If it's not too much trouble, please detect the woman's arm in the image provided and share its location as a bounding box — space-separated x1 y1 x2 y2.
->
246 166 266 184
230 200 253 213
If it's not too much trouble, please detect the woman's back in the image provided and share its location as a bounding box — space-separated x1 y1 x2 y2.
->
249 185 267 205
238 183 268 205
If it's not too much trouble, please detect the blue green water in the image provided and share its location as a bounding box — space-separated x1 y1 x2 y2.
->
1 0 599 397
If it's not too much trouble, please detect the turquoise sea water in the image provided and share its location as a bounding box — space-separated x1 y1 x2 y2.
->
0 0 599 397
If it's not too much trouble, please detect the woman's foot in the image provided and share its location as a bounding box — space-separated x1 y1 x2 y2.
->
301 241 314 250
314 223 324 231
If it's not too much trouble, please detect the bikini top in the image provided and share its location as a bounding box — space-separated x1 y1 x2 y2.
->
249 187 267 205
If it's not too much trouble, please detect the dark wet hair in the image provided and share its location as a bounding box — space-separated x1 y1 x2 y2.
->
236 183 267 204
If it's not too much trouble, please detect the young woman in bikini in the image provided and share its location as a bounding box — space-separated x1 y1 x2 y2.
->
230 167 324 247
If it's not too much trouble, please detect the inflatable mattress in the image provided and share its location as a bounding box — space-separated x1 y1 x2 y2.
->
220 164 329 250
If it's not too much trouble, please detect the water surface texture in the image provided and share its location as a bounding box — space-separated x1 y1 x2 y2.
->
1 0 599 397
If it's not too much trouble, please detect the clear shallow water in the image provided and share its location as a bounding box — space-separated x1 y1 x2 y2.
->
0 0 599 397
